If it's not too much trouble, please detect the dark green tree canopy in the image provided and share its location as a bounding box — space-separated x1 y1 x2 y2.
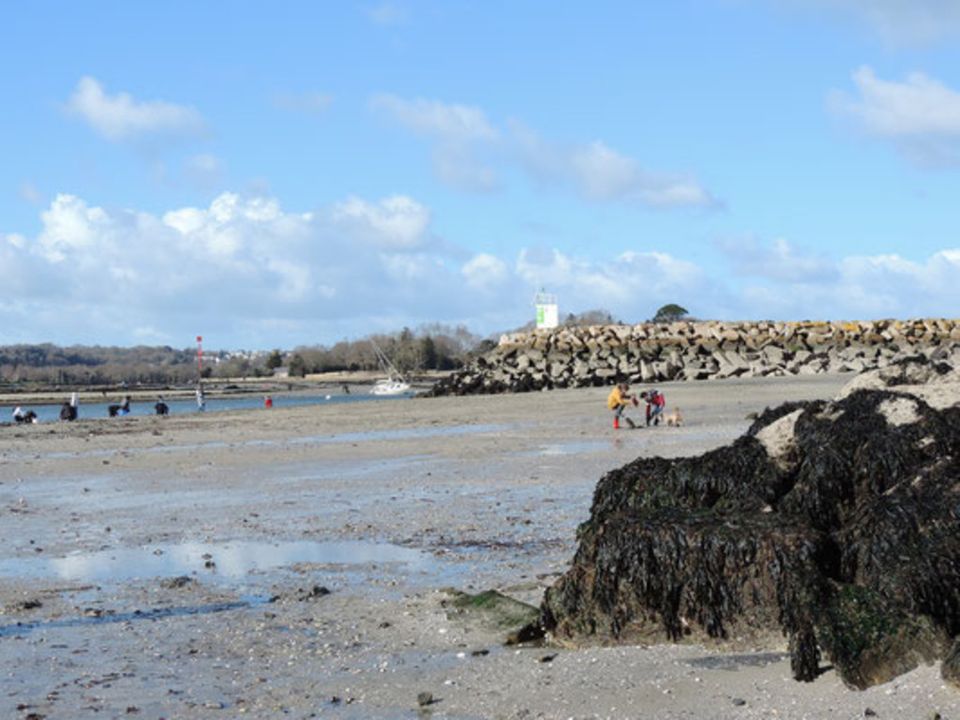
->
265 349 284 369
652 304 690 323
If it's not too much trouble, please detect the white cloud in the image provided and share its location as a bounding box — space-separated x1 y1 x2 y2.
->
516 247 709 311
65 76 205 142
834 66 960 136
38 194 111 262
462 253 509 290
371 94 498 143
804 0 960 45
830 66 960 166
332 195 432 249
372 95 718 207
513 126 718 209
715 236 839 283
371 94 500 191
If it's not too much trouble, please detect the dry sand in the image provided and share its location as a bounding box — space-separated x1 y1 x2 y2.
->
1 374 957 719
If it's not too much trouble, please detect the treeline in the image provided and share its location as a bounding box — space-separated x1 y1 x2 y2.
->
0 344 201 386
279 325 482 377
0 324 485 387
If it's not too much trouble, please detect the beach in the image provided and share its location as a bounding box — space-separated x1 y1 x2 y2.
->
1 374 957 719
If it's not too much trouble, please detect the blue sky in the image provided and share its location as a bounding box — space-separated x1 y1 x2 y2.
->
3 1 960 349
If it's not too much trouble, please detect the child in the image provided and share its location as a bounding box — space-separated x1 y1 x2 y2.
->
606 383 637 429
641 389 666 426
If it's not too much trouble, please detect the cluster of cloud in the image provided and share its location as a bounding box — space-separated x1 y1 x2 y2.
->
830 66 960 166
3 192 960 347
372 93 719 208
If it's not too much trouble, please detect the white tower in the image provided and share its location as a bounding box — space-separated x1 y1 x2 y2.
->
534 290 559 329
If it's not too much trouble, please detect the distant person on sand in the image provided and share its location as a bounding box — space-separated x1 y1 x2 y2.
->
109 395 131 417
13 406 37 423
264 395 273 409
155 396 169 415
196 384 206 412
606 383 637 430
641 389 666 426
60 400 77 421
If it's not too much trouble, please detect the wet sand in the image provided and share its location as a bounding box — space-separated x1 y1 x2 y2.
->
1 375 958 719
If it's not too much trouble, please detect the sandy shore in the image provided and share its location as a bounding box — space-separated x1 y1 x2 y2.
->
1 375 957 719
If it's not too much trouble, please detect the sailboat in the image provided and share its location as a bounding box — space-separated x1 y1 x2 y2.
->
370 341 411 396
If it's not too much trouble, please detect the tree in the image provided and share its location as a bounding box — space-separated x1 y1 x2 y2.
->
265 349 284 370
288 353 308 378
652 304 690 323
420 336 438 370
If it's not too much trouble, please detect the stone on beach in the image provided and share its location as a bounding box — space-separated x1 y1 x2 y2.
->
538 357 960 690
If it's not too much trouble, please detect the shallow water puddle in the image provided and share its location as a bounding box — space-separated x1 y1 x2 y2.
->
0 598 266 638
0 539 430 583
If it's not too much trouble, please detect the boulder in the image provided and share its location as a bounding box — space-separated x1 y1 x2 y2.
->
944 639 960 689
537 358 960 689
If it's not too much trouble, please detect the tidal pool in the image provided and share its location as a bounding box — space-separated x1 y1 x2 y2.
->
0 539 429 583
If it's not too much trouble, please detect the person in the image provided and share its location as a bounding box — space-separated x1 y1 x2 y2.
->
109 395 131 417
60 401 77 421
641 389 666 426
13 406 37 423
196 384 206 412
606 382 637 430
264 395 273 409
155 396 169 415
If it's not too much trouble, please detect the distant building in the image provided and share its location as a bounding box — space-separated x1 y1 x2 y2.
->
272 366 290 378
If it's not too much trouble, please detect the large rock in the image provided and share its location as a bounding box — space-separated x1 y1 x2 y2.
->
944 638 960 689
538 358 960 689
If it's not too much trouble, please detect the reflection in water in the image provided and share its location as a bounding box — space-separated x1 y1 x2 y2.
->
0 540 428 583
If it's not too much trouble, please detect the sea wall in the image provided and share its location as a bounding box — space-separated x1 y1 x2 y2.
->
425 319 960 395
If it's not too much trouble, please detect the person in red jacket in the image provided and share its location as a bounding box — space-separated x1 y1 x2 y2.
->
641 389 666 426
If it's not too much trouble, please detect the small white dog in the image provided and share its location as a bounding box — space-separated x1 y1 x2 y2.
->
665 407 684 427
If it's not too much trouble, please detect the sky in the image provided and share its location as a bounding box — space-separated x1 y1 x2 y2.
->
3 0 960 350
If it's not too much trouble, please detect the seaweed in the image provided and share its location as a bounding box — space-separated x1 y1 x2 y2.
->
540 358 960 689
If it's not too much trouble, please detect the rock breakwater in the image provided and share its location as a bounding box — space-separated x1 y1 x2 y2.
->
426 319 960 395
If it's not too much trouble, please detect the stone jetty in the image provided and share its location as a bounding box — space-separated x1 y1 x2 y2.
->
426 319 960 395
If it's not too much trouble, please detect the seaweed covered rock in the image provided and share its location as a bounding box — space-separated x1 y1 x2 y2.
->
541 358 960 689
944 638 960 689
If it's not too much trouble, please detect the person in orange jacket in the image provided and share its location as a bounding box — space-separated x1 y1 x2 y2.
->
606 383 637 429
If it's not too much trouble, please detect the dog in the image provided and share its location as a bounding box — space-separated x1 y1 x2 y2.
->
665 407 684 427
